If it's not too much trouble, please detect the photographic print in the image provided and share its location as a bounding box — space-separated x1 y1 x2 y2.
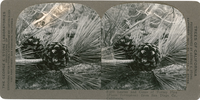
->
101 3 186 90
15 3 101 90
15 2 187 90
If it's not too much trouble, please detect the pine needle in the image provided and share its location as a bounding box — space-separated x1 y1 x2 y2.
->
68 14 101 63
152 64 186 90
60 64 101 89
159 14 186 67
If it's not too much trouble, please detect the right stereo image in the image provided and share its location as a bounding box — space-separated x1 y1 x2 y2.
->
101 3 186 90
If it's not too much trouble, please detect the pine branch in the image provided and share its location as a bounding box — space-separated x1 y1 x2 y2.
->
16 58 134 65
16 59 43 65
102 59 134 64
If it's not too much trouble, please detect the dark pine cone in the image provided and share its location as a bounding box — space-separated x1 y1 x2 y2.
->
113 35 135 59
42 42 69 71
21 36 43 59
130 43 160 71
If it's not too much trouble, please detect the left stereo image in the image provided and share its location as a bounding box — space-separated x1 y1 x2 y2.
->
15 3 101 90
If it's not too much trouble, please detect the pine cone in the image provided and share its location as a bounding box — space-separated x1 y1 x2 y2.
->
131 43 160 71
42 42 69 70
21 36 44 59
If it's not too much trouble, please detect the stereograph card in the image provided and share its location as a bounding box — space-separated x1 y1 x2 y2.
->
0 0 200 99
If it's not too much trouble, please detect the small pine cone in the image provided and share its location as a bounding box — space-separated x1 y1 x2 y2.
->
113 36 135 59
42 42 69 71
21 36 44 59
